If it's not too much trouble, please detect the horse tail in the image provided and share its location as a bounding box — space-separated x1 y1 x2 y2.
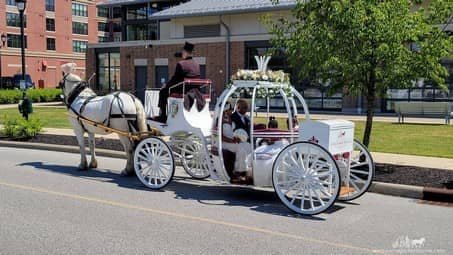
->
134 98 147 133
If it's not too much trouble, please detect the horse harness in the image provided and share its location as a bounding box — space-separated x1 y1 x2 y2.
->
60 74 141 133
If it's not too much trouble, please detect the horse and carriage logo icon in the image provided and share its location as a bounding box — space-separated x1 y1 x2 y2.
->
392 235 426 249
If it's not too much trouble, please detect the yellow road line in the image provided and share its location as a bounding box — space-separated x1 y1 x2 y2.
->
0 181 389 255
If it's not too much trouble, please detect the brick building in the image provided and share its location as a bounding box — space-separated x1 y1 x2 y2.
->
0 0 104 88
87 0 453 113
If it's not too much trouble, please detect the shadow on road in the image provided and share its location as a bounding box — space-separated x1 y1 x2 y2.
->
168 178 334 220
18 161 150 192
19 161 345 220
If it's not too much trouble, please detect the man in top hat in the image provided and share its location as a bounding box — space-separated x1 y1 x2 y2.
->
158 41 200 122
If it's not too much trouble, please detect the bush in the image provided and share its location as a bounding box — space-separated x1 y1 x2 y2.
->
26 88 61 103
0 90 22 104
0 88 61 104
1 117 43 139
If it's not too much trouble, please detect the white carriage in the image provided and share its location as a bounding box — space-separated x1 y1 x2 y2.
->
134 77 374 215
134 79 213 190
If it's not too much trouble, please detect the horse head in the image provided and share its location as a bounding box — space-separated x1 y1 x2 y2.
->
60 63 83 98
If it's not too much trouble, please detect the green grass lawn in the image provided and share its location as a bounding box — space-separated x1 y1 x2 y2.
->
256 117 453 159
1 107 452 158
0 107 70 129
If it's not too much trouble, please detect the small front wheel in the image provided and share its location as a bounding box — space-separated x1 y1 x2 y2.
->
181 135 210 180
273 142 341 215
134 137 175 190
337 140 374 201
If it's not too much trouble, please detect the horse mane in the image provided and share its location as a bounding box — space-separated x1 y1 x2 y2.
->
65 73 82 84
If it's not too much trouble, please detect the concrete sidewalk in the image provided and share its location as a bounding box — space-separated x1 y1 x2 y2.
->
257 112 450 124
10 126 453 171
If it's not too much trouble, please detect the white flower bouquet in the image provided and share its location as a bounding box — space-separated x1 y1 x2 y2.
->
228 69 293 98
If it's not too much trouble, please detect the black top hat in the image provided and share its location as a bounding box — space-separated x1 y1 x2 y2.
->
183 41 195 52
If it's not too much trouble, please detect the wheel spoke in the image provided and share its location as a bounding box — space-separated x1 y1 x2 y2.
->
308 188 315 211
290 185 303 205
350 169 370 175
140 165 152 176
312 170 332 178
300 187 306 210
350 173 366 184
350 161 368 168
349 178 360 192
137 154 149 162
312 188 325 206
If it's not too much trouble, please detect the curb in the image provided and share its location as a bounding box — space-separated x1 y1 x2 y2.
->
0 140 126 159
369 182 423 199
369 182 453 202
1 140 452 202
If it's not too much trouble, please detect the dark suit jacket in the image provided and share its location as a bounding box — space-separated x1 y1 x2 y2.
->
159 57 200 110
167 57 200 94
231 111 250 135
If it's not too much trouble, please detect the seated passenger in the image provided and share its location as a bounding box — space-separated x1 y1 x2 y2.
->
231 99 251 138
286 114 299 130
158 42 200 122
221 102 252 183
268 116 278 129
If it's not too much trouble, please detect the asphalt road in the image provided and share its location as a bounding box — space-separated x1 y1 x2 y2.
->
0 147 451 255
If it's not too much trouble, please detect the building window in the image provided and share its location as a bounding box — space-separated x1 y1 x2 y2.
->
384 62 453 112
200 65 206 79
46 18 55 31
112 7 122 19
184 24 220 38
126 4 150 20
46 0 55 12
98 36 110 42
97 52 120 92
98 7 109 18
72 22 88 35
7 34 27 48
72 3 88 17
126 23 158 41
73 40 87 53
112 22 121 33
46 38 56 51
244 40 343 111
6 13 26 28
6 0 16 6
98 22 108 33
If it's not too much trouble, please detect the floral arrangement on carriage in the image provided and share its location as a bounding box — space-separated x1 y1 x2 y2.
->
226 56 293 98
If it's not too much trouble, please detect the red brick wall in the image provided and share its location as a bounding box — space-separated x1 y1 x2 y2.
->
0 0 100 88
87 41 246 96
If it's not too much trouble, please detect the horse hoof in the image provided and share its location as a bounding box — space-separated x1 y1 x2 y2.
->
120 170 135 177
89 160 98 169
79 163 88 171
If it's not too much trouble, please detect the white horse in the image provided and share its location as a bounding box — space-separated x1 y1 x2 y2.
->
60 63 147 175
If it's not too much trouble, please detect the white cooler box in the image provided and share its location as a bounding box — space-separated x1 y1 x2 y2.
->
299 120 354 156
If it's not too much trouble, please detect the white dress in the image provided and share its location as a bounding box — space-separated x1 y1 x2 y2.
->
222 123 252 173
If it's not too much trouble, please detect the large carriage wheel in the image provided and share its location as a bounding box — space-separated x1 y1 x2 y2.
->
273 142 341 215
338 140 374 201
180 135 210 180
134 137 175 190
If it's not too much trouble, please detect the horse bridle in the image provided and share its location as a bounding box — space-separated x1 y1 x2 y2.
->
59 73 89 108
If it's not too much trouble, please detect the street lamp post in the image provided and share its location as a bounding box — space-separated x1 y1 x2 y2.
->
16 0 31 120
0 33 7 89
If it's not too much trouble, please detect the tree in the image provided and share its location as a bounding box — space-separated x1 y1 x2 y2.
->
266 0 452 147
